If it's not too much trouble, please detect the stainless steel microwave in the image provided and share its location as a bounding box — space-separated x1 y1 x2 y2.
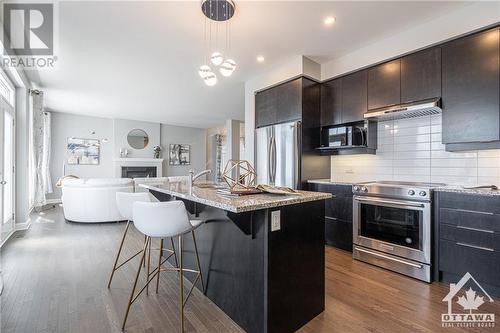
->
328 126 366 147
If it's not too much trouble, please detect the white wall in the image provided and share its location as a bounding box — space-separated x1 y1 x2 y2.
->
113 118 160 158
331 115 500 187
48 113 207 199
160 124 207 177
10 68 33 226
14 88 30 225
48 112 114 199
321 2 500 80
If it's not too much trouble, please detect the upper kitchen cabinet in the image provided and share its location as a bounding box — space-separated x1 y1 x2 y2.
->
341 70 368 123
368 59 401 110
255 87 277 128
401 48 442 103
276 77 302 123
320 78 342 126
255 77 306 128
442 27 500 146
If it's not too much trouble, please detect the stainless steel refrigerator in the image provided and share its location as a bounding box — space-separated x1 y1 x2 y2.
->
255 120 301 189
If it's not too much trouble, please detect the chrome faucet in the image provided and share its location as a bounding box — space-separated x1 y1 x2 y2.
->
189 169 212 187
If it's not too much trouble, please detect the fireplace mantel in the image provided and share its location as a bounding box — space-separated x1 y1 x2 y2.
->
113 158 164 177
112 158 164 163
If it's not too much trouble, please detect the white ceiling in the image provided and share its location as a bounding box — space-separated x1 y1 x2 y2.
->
27 1 472 128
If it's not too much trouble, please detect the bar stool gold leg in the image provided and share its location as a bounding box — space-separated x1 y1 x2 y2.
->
146 237 152 295
178 234 184 333
169 237 178 268
143 235 147 267
191 230 205 294
107 221 130 288
122 236 149 330
156 238 163 293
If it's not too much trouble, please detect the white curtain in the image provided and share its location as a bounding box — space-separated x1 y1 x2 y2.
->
29 91 52 208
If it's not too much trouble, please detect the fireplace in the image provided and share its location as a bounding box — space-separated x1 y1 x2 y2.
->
121 166 157 178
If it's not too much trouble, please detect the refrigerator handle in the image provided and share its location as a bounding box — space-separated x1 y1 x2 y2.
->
294 121 301 189
268 135 273 184
270 136 277 184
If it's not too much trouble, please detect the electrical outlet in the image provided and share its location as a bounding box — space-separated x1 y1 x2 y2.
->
271 210 281 232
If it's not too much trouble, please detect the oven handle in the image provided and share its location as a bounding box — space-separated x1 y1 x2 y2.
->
355 247 424 269
354 196 426 208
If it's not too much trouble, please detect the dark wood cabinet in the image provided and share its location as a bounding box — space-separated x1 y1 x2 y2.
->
320 79 342 126
342 70 368 123
308 182 353 251
255 88 277 128
435 191 500 296
276 78 302 123
321 72 368 126
401 48 441 103
442 27 500 145
367 60 401 110
255 77 311 128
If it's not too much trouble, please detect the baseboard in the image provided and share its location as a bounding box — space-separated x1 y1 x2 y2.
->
0 230 15 248
15 219 32 231
46 198 62 205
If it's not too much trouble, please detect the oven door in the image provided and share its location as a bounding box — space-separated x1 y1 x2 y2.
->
353 195 431 264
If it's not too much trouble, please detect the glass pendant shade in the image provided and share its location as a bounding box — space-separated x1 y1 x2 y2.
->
198 65 212 78
210 52 224 66
219 58 236 77
204 72 217 86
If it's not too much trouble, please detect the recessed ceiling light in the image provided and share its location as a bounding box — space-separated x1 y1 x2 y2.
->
324 16 336 26
257 56 265 63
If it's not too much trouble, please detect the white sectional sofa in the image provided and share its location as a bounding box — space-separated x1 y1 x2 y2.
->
133 176 189 192
61 178 134 223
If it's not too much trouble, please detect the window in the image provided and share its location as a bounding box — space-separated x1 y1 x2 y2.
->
0 72 14 106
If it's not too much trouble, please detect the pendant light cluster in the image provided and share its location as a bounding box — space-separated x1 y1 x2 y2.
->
198 0 236 86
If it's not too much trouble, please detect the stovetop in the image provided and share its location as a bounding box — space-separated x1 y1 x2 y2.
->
357 180 446 189
353 181 446 200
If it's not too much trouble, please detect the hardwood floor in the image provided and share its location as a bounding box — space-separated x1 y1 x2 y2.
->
1 207 243 333
1 206 499 333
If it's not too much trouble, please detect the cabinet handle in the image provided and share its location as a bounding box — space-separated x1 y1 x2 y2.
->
454 208 494 215
325 216 338 221
456 225 494 234
456 242 494 252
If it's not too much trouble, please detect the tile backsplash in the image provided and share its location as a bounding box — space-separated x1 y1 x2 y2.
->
330 114 500 186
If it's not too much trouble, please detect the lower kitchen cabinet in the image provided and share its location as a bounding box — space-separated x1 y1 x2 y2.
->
308 182 353 251
435 191 500 296
325 217 352 251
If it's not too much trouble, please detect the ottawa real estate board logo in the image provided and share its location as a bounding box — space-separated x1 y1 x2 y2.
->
2 1 57 69
442 272 495 328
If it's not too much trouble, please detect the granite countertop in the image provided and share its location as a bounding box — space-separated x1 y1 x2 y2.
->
139 181 332 213
307 179 353 186
434 186 500 196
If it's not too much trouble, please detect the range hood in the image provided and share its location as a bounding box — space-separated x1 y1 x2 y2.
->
364 97 441 121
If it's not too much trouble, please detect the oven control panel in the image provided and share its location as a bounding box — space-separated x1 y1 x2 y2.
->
352 182 432 201
353 186 368 193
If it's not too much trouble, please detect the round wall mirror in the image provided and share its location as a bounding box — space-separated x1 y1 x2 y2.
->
127 129 149 149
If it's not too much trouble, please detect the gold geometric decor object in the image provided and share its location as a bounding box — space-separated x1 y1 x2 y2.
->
222 159 257 191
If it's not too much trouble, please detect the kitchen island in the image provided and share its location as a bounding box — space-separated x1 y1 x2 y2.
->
140 181 331 333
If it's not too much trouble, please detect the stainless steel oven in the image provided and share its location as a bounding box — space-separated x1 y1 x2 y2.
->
352 181 439 282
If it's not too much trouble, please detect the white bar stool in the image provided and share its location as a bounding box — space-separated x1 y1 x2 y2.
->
122 200 205 332
108 192 178 289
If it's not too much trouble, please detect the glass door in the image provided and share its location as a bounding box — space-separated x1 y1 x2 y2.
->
359 202 422 249
1 97 15 243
